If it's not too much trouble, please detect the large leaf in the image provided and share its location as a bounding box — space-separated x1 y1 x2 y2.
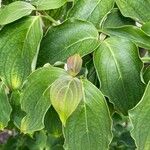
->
20 66 67 134
0 83 12 130
115 0 150 23
101 8 135 28
31 0 67 10
64 79 112 149
37 19 99 66
67 0 114 28
94 37 145 114
0 16 43 90
129 82 150 150
102 26 150 50
0 1 35 25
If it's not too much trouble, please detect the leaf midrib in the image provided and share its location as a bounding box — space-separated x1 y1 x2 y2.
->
104 41 128 109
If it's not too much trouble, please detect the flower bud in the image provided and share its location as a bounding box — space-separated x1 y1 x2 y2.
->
67 54 82 76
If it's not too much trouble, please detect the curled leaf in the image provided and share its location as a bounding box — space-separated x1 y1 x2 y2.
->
50 76 82 126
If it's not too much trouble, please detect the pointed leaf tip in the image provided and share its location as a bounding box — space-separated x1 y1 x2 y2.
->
50 76 83 126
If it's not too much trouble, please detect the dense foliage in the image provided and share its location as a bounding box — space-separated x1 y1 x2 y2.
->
0 0 150 149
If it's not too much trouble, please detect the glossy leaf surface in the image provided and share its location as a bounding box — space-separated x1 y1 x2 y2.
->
129 82 150 150
94 37 145 114
38 19 99 65
64 79 112 150
20 66 67 133
0 16 43 89
0 1 35 25
68 0 114 28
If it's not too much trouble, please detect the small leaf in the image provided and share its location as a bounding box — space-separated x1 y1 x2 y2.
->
50 75 83 126
67 0 114 28
115 0 150 23
0 82 12 130
0 16 43 89
67 54 82 77
37 19 99 66
94 37 145 114
64 79 112 149
0 1 35 25
20 66 67 134
129 82 150 150
102 25 150 50
31 0 67 10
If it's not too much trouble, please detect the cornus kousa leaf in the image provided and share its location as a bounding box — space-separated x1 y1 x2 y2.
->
20 66 67 134
101 8 135 28
50 75 83 126
67 54 82 77
0 82 12 130
64 79 112 149
37 19 99 66
94 37 145 115
0 1 35 25
30 0 67 10
67 0 114 28
0 16 43 90
102 25 150 51
129 82 150 150
115 0 150 23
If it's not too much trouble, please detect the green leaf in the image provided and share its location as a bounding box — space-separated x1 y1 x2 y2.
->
20 66 67 134
0 1 35 25
31 0 67 10
94 37 145 115
101 8 135 28
102 25 150 50
115 0 150 23
50 75 82 126
0 82 12 130
37 19 99 66
143 66 150 84
63 79 112 149
10 90 25 128
141 21 150 36
44 107 62 137
129 82 150 150
0 16 43 90
67 0 114 28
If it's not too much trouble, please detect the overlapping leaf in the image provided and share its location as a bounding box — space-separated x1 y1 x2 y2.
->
144 66 150 84
68 0 114 28
0 83 12 130
30 0 67 10
37 19 99 66
101 8 134 28
20 66 67 134
129 82 150 150
94 37 145 114
64 79 112 150
0 1 35 25
50 75 82 126
115 0 150 23
102 26 150 50
0 16 43 89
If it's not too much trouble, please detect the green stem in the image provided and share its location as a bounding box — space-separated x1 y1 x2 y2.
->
141 57 150 63
40 11 60 25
